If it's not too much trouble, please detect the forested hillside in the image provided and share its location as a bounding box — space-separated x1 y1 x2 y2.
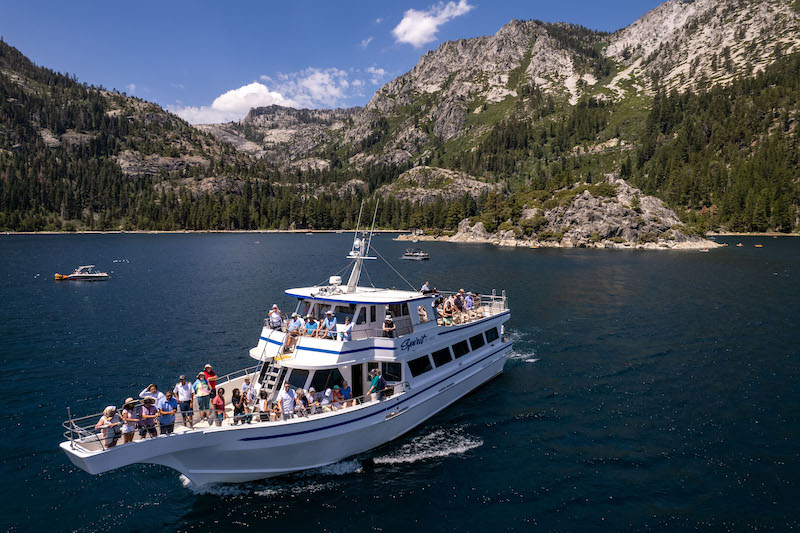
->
1 0 800 235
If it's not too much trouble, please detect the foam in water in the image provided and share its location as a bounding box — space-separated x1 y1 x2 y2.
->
373 426 483 465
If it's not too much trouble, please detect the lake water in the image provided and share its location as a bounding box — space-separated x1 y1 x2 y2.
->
1 233 798 531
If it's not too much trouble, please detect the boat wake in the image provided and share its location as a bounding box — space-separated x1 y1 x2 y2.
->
373 426 483 465
179 427 482 495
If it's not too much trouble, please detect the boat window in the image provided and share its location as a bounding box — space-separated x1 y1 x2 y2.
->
336 304 357 323
382 362 402 382
370 306 376 323
356 307 367 325
407 355 433 377
469 333 486 350
431 347 453 367
388 303 410 317
287 369 309 389
309 368 343 391
485 327 499 343
452 340 470 359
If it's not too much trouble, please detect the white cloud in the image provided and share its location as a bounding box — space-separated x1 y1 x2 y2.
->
366 66 388 85
392 0 473 47
170 68 365 124
125 83 136 94
360 36 374 48
169 82 297 124
170 83 185 90
375 17 384 24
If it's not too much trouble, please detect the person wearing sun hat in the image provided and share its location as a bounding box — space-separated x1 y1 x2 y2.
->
268 304 282 330
382 314 396 338
94 406 122 448
203 364 217 398
319 310 337 339
120 397 139 444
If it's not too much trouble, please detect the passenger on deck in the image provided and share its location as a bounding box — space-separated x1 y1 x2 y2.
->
286 312 303 351
368 369 382 401
138 397 159 438
173 375 194 430
258 390 272 422
295 388 309 417
193 373 212 422
465 292 474 312
383 315 396 338
277 383 296 420
341 381 352 407
157 390 178 434
339 316 353 341
231 388 248 425
319 310 337 339
418 305 429 323
376 368 387 395
95 406 122 448
332 385 344 409
321 387 335 412
212 388 227 427
203 364 218 398
268 304 282 330
244 379 258 418
302 315 318 337
306 387 321 414
139 384 166 403
120 398 139 444
420 281 433 294
441 297 456 326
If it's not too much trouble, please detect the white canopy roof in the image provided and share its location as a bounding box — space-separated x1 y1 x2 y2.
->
285 286 430 305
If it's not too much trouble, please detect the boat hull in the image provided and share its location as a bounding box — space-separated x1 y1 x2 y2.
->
61 341 512 485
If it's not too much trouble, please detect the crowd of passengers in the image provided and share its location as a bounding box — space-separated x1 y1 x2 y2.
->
267 285 481 351
92 363 389 449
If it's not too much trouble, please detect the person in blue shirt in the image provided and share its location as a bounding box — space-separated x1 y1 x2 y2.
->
284 312 303 352
157 390 178 434
319 310 337 339
302 315 318 337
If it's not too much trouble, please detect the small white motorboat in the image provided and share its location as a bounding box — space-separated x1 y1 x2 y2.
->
55 265 110 281
402 248 430 260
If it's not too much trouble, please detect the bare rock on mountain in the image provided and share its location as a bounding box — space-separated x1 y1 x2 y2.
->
378 166 499 204
607 0 800 91
115 149 210 176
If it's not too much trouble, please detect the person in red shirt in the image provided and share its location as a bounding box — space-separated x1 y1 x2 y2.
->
203 364 218 397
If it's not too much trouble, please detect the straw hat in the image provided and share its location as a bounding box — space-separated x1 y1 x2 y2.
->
122 397 136 408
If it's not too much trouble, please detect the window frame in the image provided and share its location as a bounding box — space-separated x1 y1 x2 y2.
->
407 354 433 377
452 340 470 359
431 347 453 367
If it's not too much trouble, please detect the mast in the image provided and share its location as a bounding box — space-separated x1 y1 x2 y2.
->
346 200 378 293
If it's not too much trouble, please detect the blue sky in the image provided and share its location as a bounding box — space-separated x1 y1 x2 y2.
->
1 0 663 123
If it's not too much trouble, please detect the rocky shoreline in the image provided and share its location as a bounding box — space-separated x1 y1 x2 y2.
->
397 177 720 251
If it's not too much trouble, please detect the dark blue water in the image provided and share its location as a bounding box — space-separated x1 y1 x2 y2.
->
1 233 798 532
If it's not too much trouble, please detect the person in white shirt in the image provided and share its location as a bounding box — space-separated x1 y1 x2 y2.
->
173 375 194 429
139 384 166 403
276 383 296 420
268 304 282 330
339 316 353 341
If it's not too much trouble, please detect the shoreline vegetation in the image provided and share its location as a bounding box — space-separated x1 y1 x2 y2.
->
2 229 796 238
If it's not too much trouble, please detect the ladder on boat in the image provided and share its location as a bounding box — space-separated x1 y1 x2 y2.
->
254 328 286 401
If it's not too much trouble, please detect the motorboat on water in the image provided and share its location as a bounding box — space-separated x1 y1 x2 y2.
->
55 265 110 281
60 210 512 486
402 248 430 260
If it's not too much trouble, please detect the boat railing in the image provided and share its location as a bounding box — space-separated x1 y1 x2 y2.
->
62 384 409 453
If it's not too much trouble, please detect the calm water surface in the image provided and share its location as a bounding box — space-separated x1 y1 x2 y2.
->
1 233 798 531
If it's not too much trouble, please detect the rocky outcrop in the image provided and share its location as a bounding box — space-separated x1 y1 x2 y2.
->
397 176 718 250
378 166 500 204
115 150 210 176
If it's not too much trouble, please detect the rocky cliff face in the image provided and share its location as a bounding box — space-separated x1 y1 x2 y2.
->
204 0 800 172
378 166 500 203
606 0 800 91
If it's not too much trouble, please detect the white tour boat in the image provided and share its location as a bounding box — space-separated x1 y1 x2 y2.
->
60 219 512 486
54 265 110 281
